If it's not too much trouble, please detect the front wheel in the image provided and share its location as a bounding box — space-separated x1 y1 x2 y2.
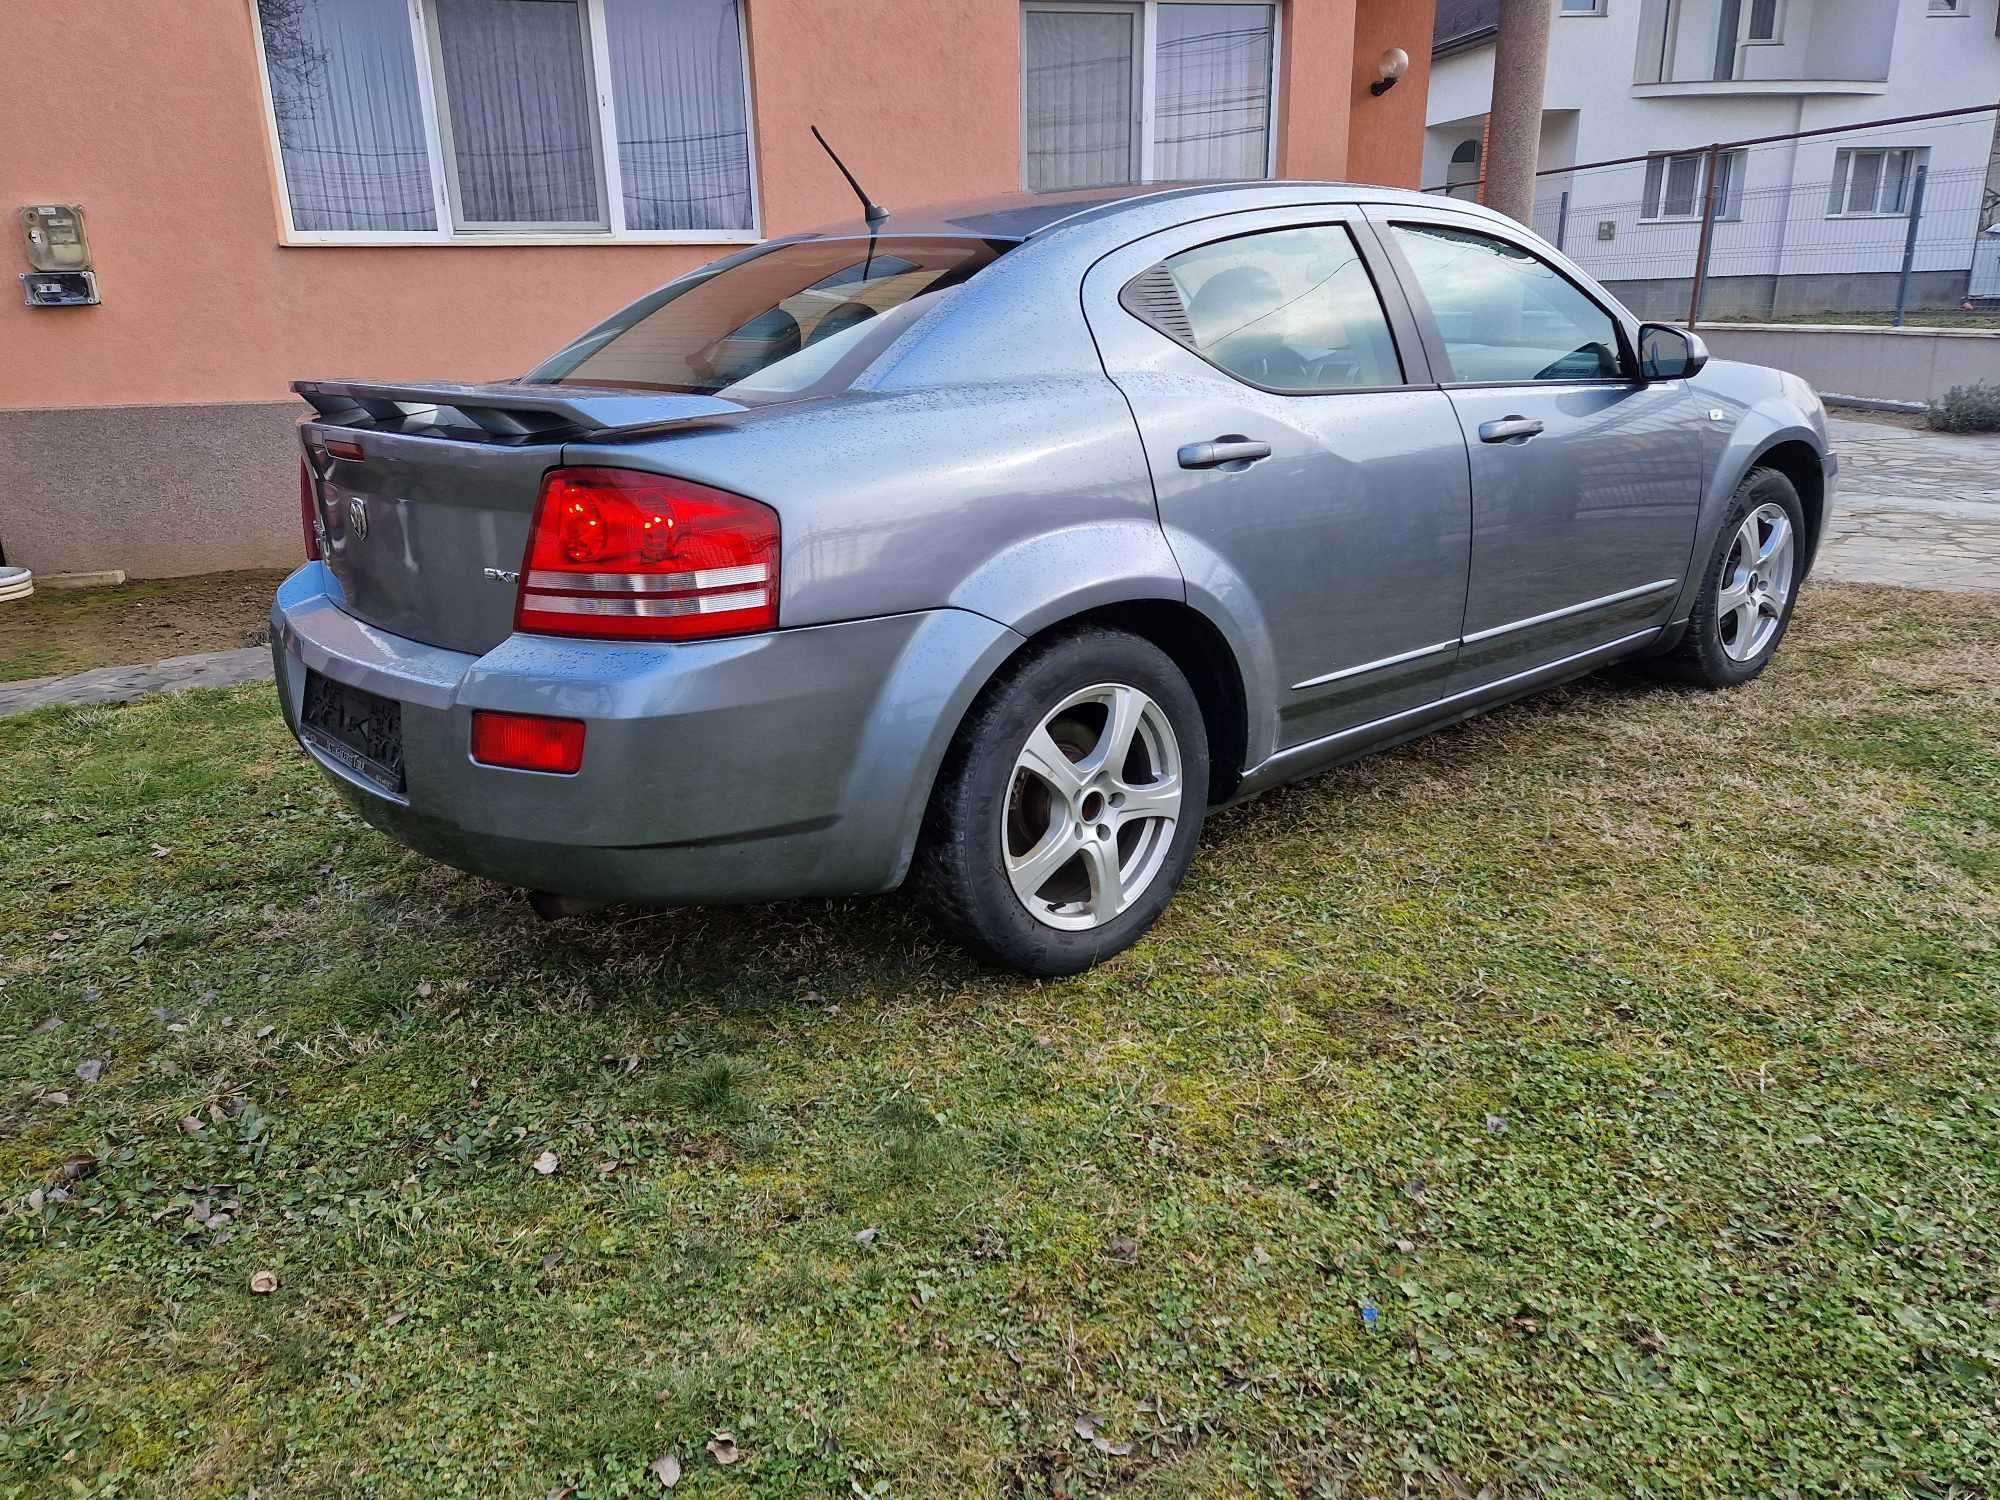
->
1650 467 1806 688
917 627 1209 977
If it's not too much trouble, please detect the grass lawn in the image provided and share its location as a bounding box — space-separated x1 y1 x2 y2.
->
3 583 1996 1498
0 571 290 684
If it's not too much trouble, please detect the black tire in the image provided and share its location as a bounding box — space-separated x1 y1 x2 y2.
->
917 626 1209 977
1649 467 1807 688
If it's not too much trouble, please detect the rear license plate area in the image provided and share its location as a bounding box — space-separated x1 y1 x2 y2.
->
300 671 406 795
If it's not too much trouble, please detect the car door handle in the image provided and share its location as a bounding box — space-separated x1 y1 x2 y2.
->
1478 416 1544 444
1178 437 1272 469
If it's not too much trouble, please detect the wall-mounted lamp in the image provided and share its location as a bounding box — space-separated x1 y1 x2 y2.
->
1369 47 1410 96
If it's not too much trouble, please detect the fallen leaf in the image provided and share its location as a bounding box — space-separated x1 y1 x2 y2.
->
1485 1114 1509 1136
1105 1235 1139 1264
31 1016 62 1034
384 1311 408 1328
256 1025 277 1041
855 1226 880 1247
27 1188 45 1212
43 1090 70 1107
1091 1436 1133 1456
1252 1244 1272 1266
250 1270 280 1295
1074 1413 1100 1441
546 1487 577 1500
540 1250 565 1273
75 1060 103 1085
416 981 434 999
533 1150 560 1176
648 1452 682 1488
706 1432 739 1466
151 845 172 858
1393 1238 1415 1254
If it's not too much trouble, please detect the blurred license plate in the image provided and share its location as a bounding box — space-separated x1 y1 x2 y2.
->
300 671 405 794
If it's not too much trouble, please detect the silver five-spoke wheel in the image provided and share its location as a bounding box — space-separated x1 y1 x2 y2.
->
1004 683 1182 931
1716 501 1795 662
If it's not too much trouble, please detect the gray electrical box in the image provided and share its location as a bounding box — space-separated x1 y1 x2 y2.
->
21 205 90 272
23 270 99 307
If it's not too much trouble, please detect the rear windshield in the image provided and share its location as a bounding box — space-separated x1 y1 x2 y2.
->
525 236 1013 398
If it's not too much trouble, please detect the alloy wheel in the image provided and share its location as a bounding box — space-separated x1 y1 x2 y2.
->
1003 683 1183 931
1717 501 1795 663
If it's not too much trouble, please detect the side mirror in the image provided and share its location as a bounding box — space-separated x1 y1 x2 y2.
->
1637 323 1709 381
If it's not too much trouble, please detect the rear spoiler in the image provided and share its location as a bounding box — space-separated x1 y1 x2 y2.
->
292 379 746 440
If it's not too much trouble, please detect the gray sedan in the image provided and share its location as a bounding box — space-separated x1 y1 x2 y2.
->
274 181 1834 976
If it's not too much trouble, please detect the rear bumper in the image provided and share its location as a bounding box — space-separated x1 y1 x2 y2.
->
270 564 1021 903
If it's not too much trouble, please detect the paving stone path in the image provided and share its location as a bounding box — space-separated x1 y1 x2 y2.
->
0 646 271 718
0 414 1992 718
1815 416 2000 593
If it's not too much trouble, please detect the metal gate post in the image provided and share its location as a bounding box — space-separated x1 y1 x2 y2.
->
1687 144 1722 326
1893 163 1930 328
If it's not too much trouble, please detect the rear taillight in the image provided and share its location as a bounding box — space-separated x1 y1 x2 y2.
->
471 710 586 774
299 458 323 562
515 468 779 642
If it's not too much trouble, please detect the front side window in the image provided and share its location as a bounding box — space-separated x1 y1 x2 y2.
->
527 237 1009 397
1641 149 1743 221
1138 224 1402 392
1021 1 1276 192
256 0 754 240
1828 148 1927 217
1389 223 1625 385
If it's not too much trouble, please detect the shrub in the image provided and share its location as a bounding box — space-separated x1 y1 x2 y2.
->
1924 381 2000 433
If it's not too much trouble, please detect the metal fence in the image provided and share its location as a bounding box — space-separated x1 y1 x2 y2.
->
1430 104 2000 329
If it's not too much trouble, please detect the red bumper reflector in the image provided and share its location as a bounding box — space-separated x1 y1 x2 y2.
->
470 711 586 774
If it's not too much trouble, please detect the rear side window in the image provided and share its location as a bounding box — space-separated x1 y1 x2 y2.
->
1122 224 1403 393
1388 222 1624 384
527 236 1011 398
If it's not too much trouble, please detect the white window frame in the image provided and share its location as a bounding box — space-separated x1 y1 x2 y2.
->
249 0 763 247
1019 0 1282 192
1827 147 1928 219
1639 149 1743 223
1558 0 1607 17
1926 0 1965 15
1739 0 1783 45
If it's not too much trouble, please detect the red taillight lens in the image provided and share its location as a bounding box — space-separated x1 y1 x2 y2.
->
515 468 779 642
470 711 586 774
300 458 323 562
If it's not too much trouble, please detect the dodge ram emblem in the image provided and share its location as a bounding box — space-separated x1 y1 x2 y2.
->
347 495 370 540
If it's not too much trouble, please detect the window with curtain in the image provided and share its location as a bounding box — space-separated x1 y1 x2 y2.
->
1020 1 1276 193
1827 148 1926 217
1022 7 1141 190
1640 149 1743 221
255 0 755 239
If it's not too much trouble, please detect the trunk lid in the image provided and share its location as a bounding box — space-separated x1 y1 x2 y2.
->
296 380 743 656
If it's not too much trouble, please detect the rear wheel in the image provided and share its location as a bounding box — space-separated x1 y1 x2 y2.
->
918 627 1208 976
1650 468 1805 688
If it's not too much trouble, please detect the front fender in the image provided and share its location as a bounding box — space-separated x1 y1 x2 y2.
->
1673 364 1830 619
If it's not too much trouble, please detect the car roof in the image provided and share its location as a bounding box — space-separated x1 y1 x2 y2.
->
794 180 1510 243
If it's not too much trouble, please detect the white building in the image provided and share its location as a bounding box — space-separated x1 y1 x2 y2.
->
1424 0 2000 318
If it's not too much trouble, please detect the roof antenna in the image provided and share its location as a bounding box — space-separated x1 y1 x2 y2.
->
812 125 889 224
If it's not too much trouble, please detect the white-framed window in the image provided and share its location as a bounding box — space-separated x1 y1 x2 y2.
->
1020 1 1279 192
1742 0 1781 43
253 0 758 245
1827 147 1928 217
1927 0 1965 14
1641 149 1744 221
1559 0 1606 16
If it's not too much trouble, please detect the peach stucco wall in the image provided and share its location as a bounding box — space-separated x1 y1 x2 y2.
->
1 0 1414 415
1347 0 1437 189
